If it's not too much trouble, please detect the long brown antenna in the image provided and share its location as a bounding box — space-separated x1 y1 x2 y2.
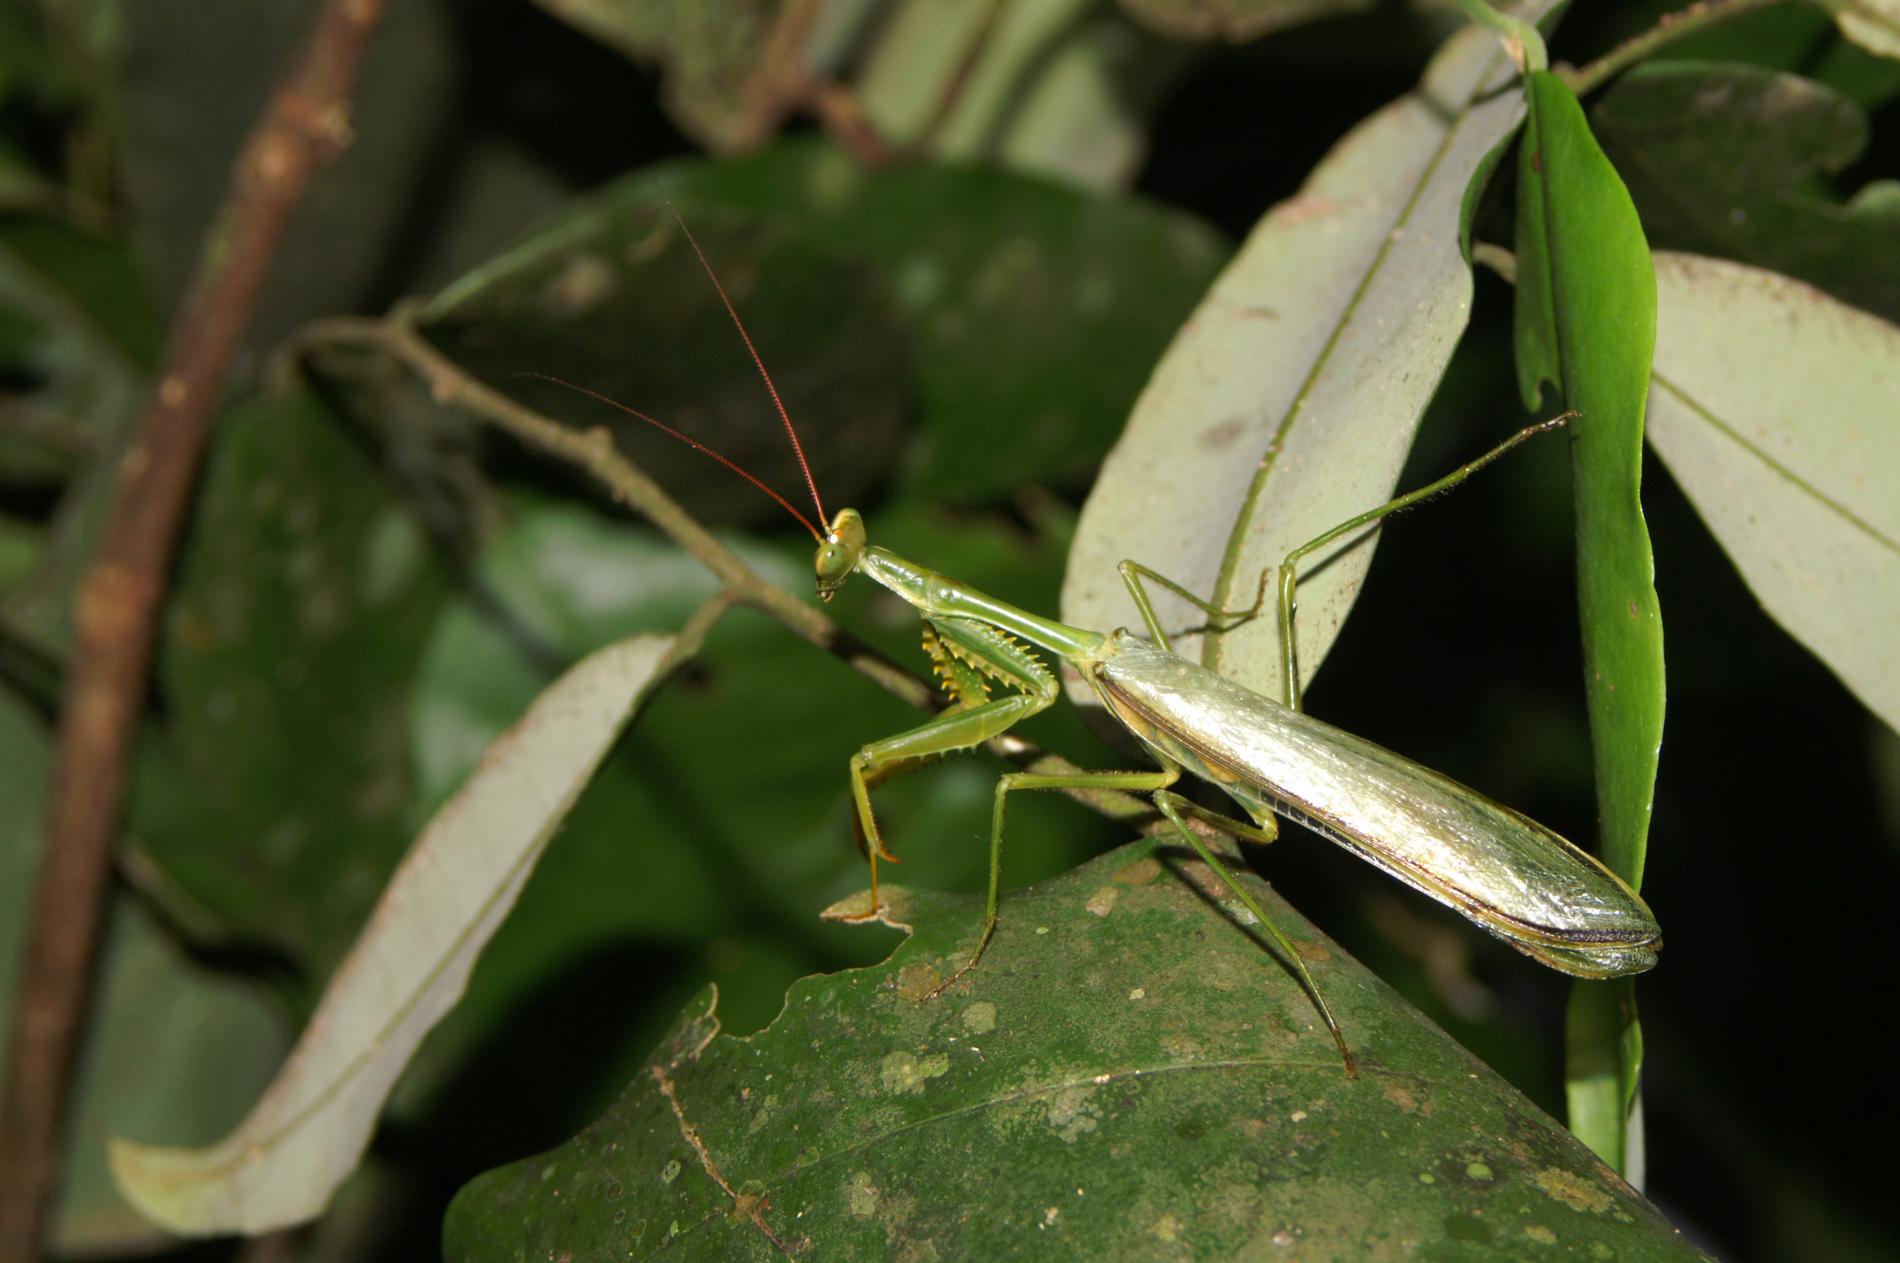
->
666 204 830 530
515 372 824 542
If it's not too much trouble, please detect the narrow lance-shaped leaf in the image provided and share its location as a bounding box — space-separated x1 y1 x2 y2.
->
1647 251 1900 733
108 634 680 1235
1063 3 1559 705
1513 69 1662 1177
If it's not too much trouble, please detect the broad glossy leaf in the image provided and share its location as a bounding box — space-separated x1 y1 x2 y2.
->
1063 8 1557 702
445 836 1707 1262
419 198 910 529
1648 252 1900 733
1513 69 1662 1176
1593 61 1900 325
109 634 679 1235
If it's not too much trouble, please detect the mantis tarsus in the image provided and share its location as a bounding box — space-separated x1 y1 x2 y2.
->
575 215 1662 1078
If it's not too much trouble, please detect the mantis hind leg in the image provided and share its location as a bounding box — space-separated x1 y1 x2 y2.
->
918 766 1350 1077
1274 413 1574 709
1120 414 1571 712
1151 790 1355 1077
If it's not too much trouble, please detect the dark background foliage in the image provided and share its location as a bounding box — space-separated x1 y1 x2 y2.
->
2 1 1897 1259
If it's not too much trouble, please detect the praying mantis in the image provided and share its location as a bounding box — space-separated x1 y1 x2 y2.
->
574 216 1662 1076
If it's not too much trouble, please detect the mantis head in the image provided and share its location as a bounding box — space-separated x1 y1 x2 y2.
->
816 508 866 602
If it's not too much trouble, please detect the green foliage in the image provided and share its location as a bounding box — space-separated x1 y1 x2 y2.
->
1513 69 1664 1176
4 2 1899 1259
445 838 1705 1262
1594 60 1900 325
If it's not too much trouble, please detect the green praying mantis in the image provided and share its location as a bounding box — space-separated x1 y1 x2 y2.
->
561 216 1662 1077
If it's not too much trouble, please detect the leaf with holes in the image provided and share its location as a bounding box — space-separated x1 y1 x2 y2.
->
445 835 1706 1261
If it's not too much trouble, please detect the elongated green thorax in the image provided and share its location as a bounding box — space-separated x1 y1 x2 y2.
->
815 508 1108 664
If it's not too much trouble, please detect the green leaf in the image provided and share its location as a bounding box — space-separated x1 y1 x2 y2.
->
1513 72 1664 887
110 634 680 1235
1648 252 1900 733
444 837 1708 1262
1062 8 1557 704
1512 70 1663 1176
130 386 454 978
1592 61 1900 326
418 196 911 531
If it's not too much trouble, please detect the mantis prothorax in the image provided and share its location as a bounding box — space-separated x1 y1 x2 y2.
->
569 214 1662 1078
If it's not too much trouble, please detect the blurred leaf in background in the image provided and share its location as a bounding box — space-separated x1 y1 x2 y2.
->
1594 60 1900 324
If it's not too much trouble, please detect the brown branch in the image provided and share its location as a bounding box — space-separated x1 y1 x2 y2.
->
0 0 388 1256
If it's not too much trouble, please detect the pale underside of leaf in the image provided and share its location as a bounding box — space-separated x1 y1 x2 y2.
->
1825 0 1900 59
1647 252 1900 732
1062 6 1556 706
108 634 678 1235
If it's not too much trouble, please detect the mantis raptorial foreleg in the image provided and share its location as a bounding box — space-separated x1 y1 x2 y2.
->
844 616 1058 906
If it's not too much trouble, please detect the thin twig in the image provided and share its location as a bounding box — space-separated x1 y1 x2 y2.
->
292 309 1151 826
297 308 932 706
1559 0 1787 97
0 1 387 1256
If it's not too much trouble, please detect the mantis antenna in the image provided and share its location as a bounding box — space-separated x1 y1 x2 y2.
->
516 205 841 545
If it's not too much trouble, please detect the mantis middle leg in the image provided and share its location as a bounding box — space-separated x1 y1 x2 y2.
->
931 759 1353 1074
